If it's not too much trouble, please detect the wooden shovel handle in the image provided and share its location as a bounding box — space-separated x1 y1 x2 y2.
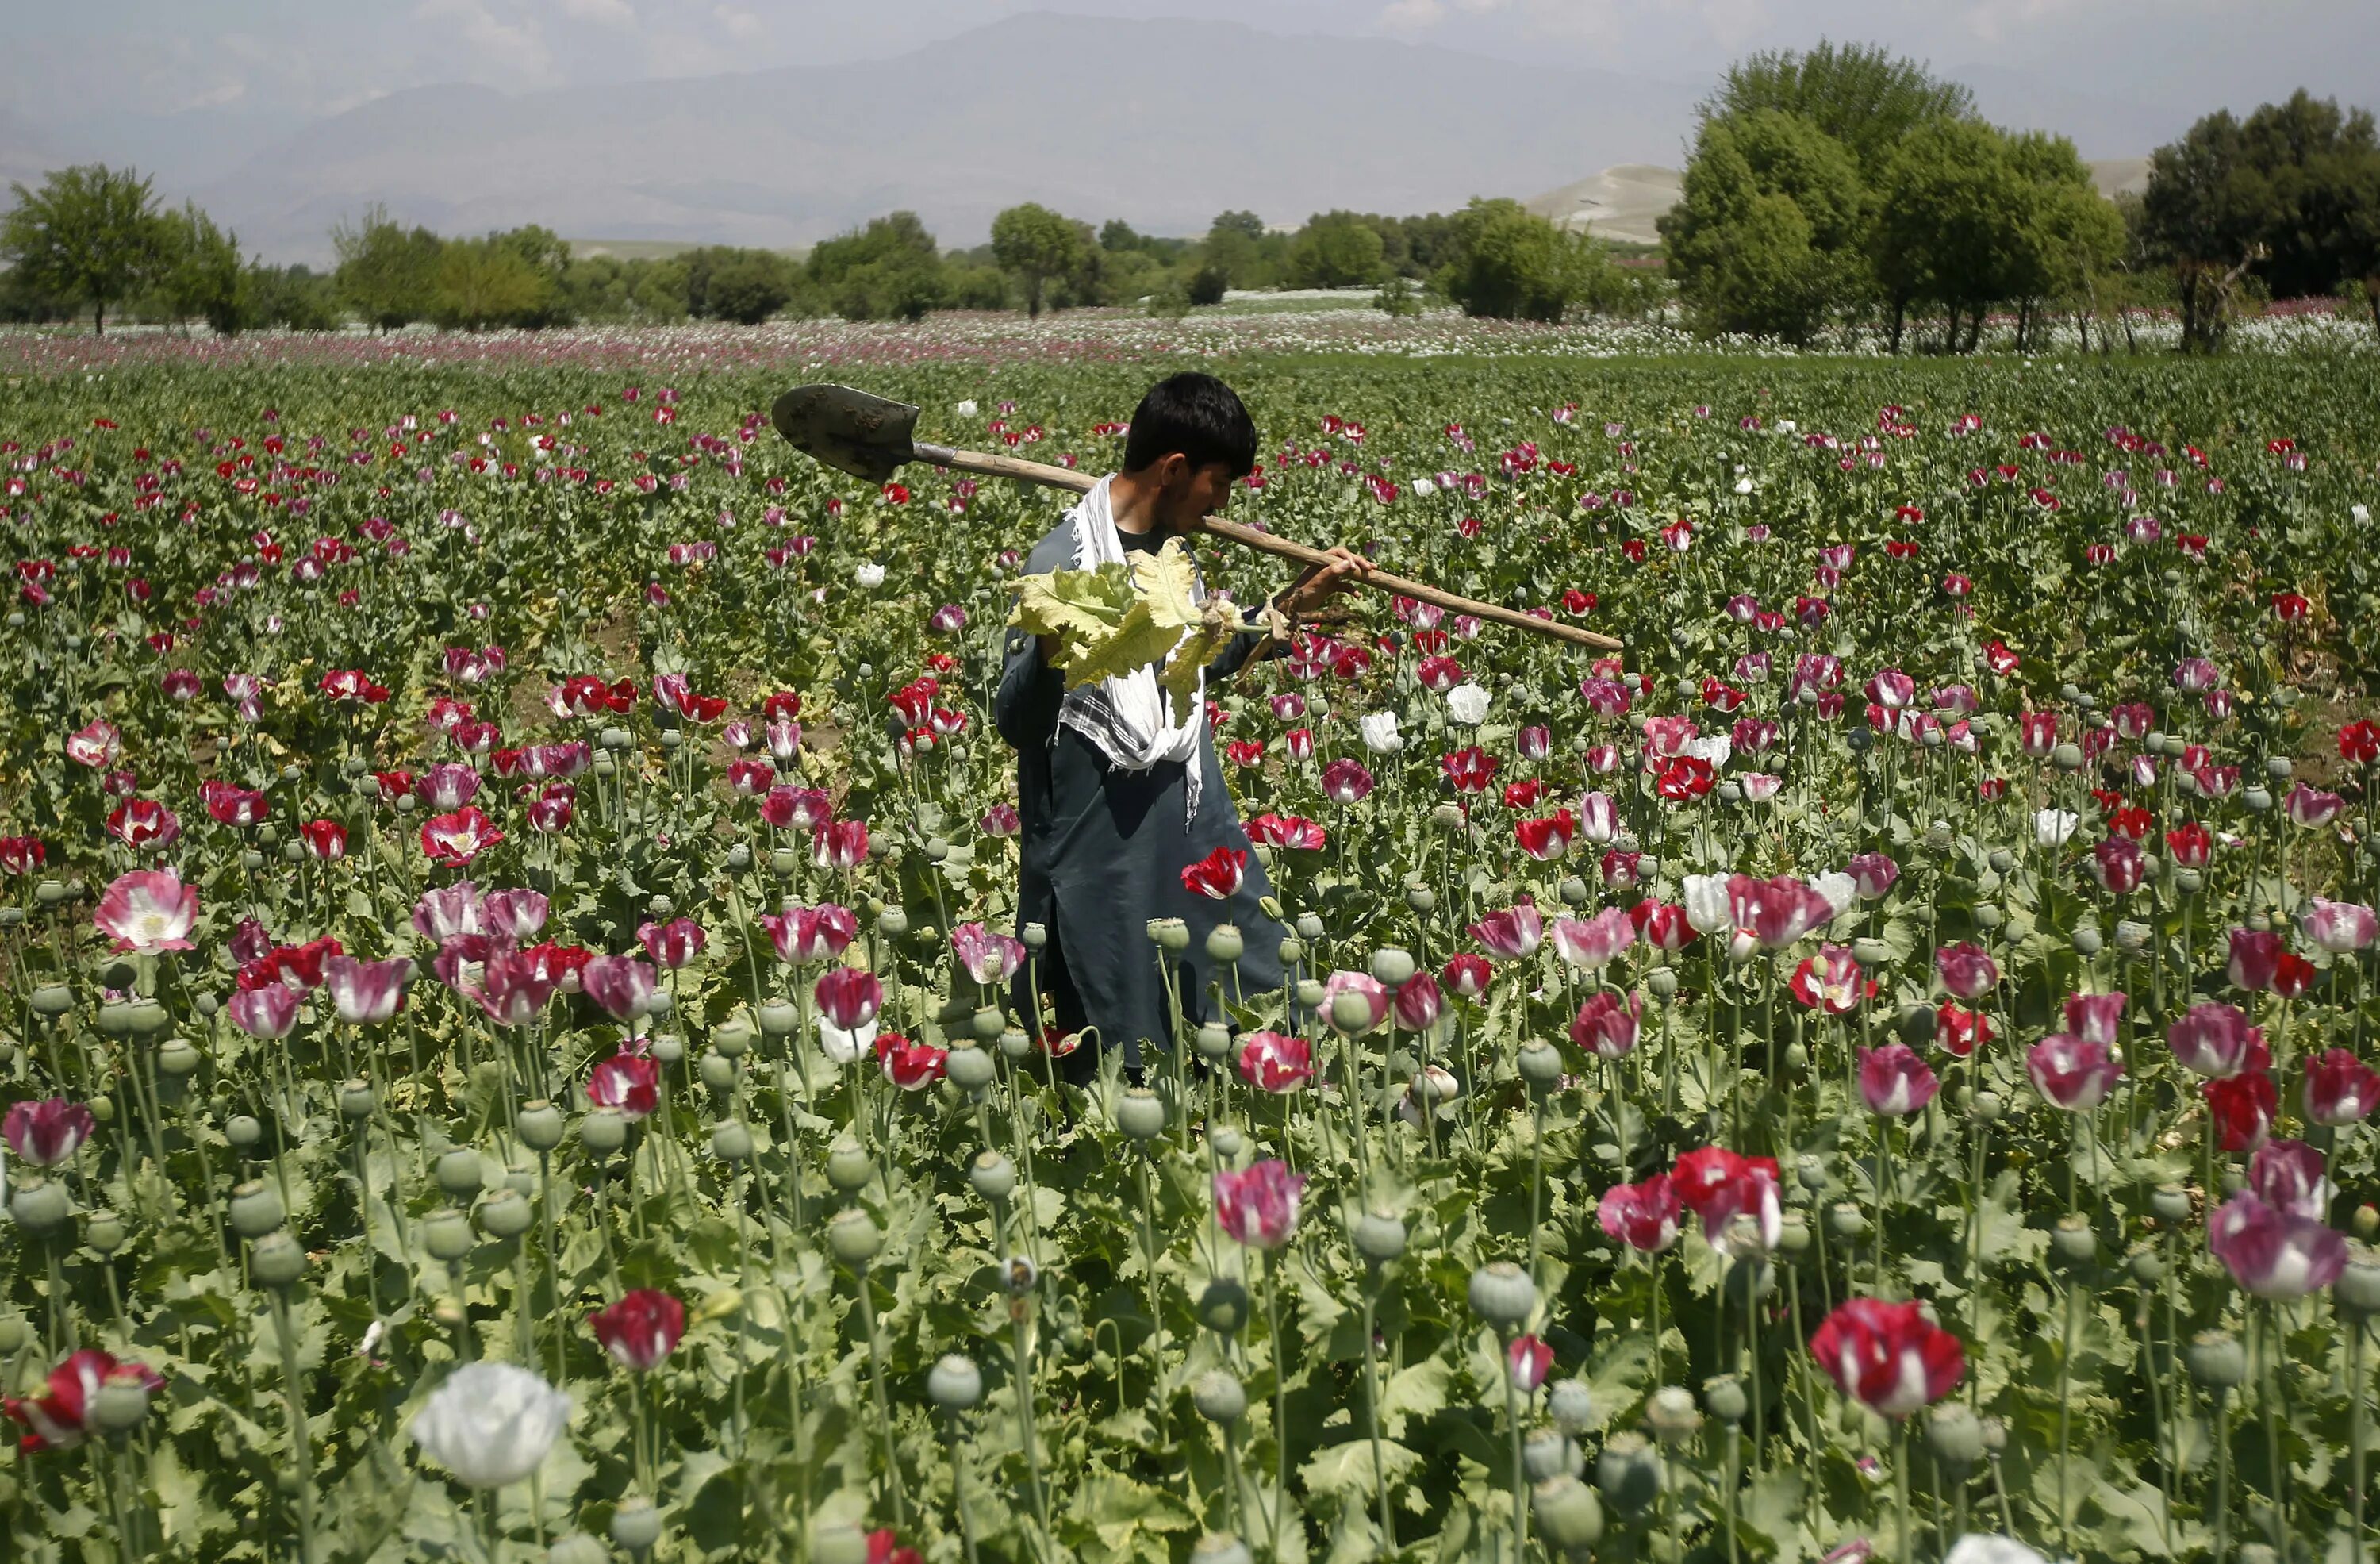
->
915 442 1625 652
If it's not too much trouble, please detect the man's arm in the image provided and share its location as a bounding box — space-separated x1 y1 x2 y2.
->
1215 545 1373 678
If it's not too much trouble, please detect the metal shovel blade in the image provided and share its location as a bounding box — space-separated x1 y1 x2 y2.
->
769 384 922 485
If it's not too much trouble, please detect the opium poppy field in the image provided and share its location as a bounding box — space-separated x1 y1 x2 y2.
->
4 340 2380 1564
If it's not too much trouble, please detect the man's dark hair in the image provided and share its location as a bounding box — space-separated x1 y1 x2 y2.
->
1123 372 1257 478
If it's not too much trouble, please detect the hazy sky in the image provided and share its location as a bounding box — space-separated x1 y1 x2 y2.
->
6 0 2373 132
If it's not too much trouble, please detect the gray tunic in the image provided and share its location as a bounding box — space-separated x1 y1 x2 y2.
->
995 517 1288 1067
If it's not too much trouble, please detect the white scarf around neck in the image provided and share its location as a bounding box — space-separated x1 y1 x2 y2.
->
1056 474 1206 824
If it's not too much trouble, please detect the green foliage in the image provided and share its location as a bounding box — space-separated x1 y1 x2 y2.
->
155 202 248 336
243 263 343 330
0 163 171 333
1009 539 1249 723
1434 198 1622 322
2142 90 2380 348
683 245 799 325
1286 212 1388 290
332 204 445 332
804 211 944 322
1664 111 1868 341
1702 39 1975 179
989 202 1090 319
425 235 553 331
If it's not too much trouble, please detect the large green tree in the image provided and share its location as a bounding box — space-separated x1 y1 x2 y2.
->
989 203 1086 319
1285 212 1387 289
157 202 249 336
0 164 171 334
682 246 798 325
1434 198 1621 321
1661 109 1868 341
332 205 444 332
807 211 944 321
1702 40 1975 179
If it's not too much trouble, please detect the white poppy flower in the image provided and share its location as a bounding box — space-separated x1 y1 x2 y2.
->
2034 809 2079 847
1445 682 1490 725
409 1362 572 1490
1360 712 1404 753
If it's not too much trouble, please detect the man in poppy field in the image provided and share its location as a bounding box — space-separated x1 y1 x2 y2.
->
994 372 1368 1078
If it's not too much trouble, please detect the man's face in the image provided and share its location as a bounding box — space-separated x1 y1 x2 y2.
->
1154 457 1235 533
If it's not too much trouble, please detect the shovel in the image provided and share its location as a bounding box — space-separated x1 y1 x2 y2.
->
771 382 1624 652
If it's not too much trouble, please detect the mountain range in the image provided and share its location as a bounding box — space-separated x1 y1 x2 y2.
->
2 12 2197 264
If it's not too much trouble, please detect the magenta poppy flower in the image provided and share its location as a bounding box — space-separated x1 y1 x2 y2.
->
2305 1049 2380 1126
1469 901 1543 960
1214 1159 1307 1249
1808 1297 1964 1419
2207 1191 2345 1300
1237 1031 1313 1093
589 1289 685 1373
2 1099 96 1168
92 869 198 955
587 1045 659 1119
1598 1174 1681 1252
2026 1035 2123 1111
1571 990 1644 1060
1858 1044 1939 1117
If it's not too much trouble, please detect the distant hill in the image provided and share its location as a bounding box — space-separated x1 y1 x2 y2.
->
190 13 1700 264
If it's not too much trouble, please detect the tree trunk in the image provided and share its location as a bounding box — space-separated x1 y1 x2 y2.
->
1027 275 1043 321
1889 299 1905 355
93 301 106 336
2367 278 2380 340
1941 303 1958 355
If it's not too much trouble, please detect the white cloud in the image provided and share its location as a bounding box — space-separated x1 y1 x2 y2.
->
556 0 639 26
1380 0 1446 28
715 5 764 39
414 0 555 82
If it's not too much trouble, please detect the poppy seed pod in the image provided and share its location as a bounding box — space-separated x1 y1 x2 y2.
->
970 1151 1016 1202
2151 1183 2194 1224
2336 1250 2380 1316
1353 1209 1407 1264
998 1028 1031 1060
1647 967 1678 998
249 1228 309 1289
1211 1125 1246 1161
1192 1368 1247 1424
827 1136 875 1193
1116 1088 1167 1142
710 1120 754 1163
480 1188 535 1239
1151 918 1190 952
1972 1091 2005 1123
29 983 75 1017
1827 1201 1868 1240
1702 1374 1748 1425
91 1370 156 1435
827 1208 881 1266
946 1042 995 1092
1517 1041 1563 1089
2072 924 2103 957
338 1079 378 1120
1330 991 1379 1035
1595 1431 1663 1513
927 1353 985 1411
1778 1211 1812 1253
1275 935 1306 967
1198 1278 1251 1337
436 1147 483 1201
2244 786 2272 813
1206 924 1244 964
423 1208 474 1262
877 907 909 937
971 1005 1004 1040
1645 1385 1701 1444
1407 886 1437 914
1296 913 1326 942
2052 1215 2097 1266
85 1209 127 1255
579 1106 627 1156
1469 1261 1538 1328
1196 1022 1234 1061
1533 1474 1606 1553
2188 1330 2246 1389
229 1180 286 1239
1925 1401 1985 1470
516 1100 564 1151
225 1114 263 1151
2126 1243 2163 1285
610 1497 663 1556
698 1051 738 1093
1296 978 1328 1010
1370 947 1416 987
548 1534 610 1564
757 1001 797 1038
1523 1427 1582 1481
2359 1205 2380 1239
0 1316 27 1354
1547 1377 1594 1433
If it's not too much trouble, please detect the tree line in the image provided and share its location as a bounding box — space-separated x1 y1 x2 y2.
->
0 167 1655 334
1660 41 2380 349
5 51 2373 346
